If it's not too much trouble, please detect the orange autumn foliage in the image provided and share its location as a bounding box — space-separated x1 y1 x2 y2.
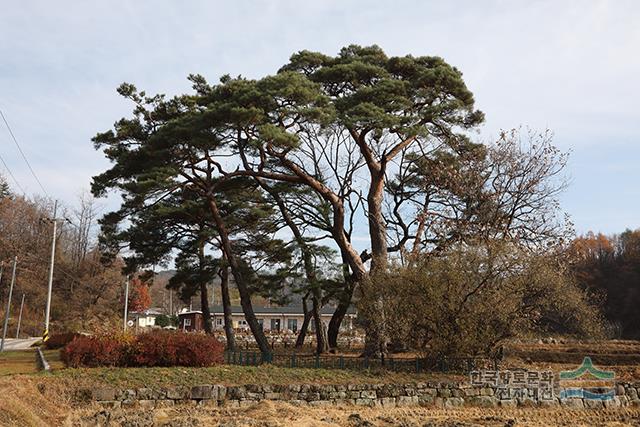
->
128 277 152 312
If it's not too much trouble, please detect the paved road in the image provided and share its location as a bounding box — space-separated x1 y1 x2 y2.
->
0 337 40 351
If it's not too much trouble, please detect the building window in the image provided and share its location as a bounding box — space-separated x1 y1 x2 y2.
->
270 318 281 331
184 318 192 327
215 318 223 326
287 319 298 332
258 319 264 330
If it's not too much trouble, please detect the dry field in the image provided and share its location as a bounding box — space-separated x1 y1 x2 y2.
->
1 340 640 426
3 387 640 427
504 339 640 382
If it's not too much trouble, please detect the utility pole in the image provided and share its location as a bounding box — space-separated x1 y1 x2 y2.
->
0 257 18 352
42 200 64 342
0 265 3 314
123 277 129 332
16 294 25 339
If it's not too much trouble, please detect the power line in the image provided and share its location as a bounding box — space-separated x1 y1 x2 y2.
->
0 109 48 196
0 150 26 195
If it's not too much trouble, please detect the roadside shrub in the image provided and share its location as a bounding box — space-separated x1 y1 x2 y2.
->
61 332 133 368
61 330 223 368
130 330 223 367
45 332 83 350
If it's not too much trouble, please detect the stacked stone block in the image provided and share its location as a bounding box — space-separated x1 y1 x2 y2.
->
88 382 640 409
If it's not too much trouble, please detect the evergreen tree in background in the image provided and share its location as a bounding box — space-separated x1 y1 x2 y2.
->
0 175 11 199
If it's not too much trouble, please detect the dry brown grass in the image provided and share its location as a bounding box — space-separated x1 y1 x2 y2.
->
3 383 637 427
504 339 640 382
70 400 640 426
0 375 72 426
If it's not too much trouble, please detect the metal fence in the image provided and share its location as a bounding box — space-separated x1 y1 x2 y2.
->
223 351 498 374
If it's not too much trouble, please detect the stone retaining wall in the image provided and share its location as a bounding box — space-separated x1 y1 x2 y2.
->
36 347 50 371
86 382 640 410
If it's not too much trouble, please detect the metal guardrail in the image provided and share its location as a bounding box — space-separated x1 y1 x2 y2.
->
223 351 498 374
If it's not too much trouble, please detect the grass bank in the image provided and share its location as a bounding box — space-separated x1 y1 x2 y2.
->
41 364 462 389
0 350 38 376
0 349 64 376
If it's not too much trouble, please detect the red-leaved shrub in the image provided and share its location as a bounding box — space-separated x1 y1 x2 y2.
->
130 330 223 367
61 333 132 368
61 330 223 368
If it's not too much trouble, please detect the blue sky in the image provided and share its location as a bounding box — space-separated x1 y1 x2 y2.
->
0 1 639 235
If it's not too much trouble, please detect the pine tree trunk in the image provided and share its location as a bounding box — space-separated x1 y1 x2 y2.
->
258 179 329 354
207 197 272 358
200 282 213 334
311 289 329 354
368 171 389 273
219 263 236 351
361 283 389 359
327 286 353 349
362 298 387 359
198 242 213 334
295 294 311 348
328 253 359 349
362 170 390 358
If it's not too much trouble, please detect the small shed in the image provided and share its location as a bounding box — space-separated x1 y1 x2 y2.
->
177 310 203 332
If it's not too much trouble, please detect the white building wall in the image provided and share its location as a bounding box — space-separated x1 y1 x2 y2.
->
210 312 350 332
136 315 156 328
